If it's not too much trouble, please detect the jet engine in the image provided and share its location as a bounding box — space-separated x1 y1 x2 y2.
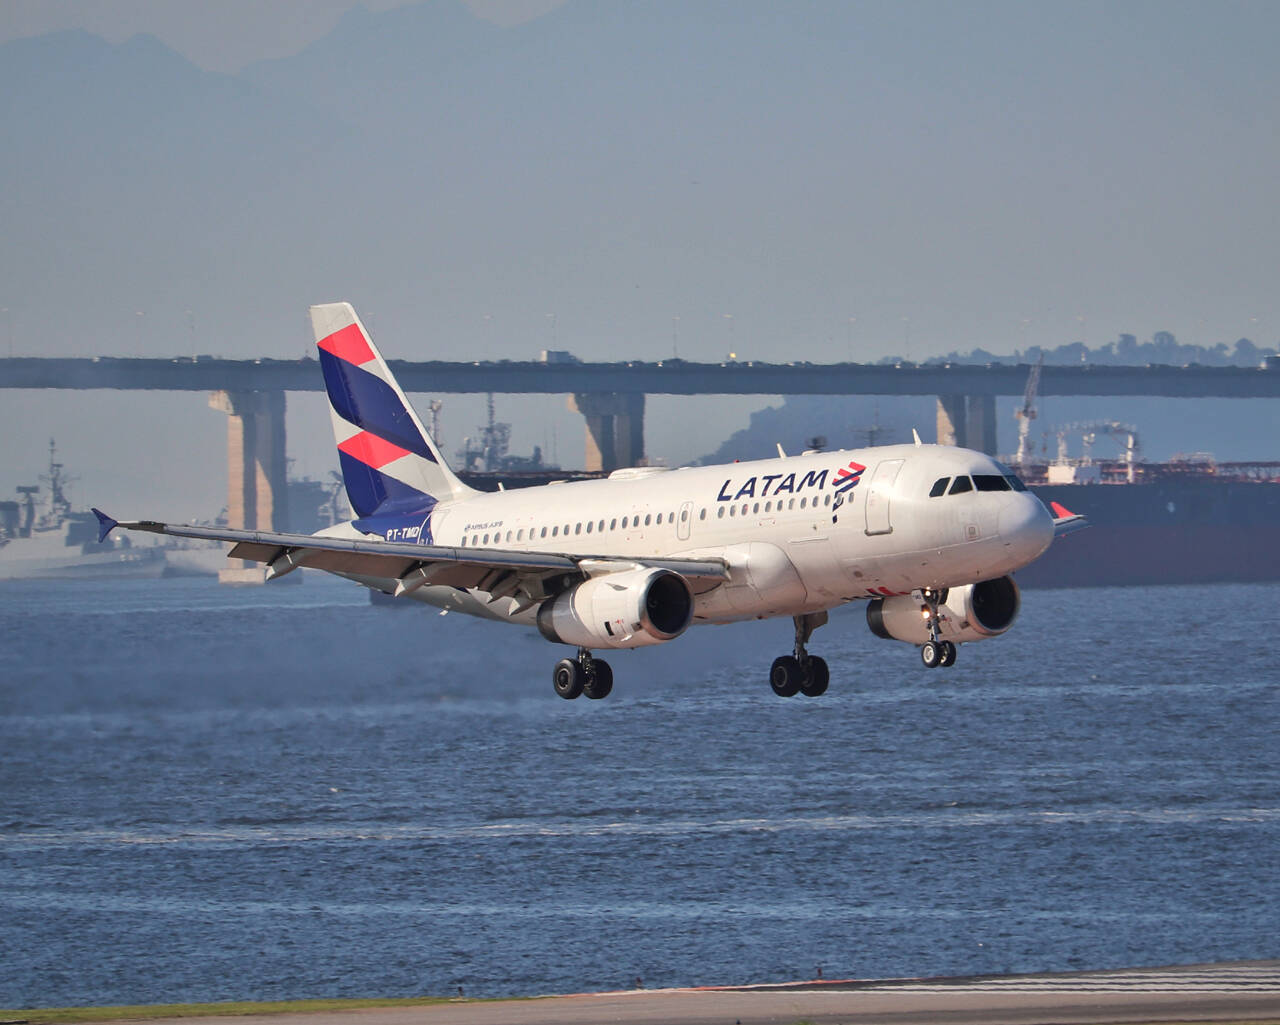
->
866 575 1021 645
537 567 694 649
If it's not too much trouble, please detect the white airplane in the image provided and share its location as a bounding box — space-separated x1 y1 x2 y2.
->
96 303 1085 700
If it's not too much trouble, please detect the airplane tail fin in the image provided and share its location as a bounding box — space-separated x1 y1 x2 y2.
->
311 302 477 518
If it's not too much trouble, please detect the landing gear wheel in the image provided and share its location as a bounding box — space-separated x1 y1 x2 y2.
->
921 641 944 669
553 658 584 699
799 656 830 697
939 641 957 667
583 659 613 700
770 655 803 697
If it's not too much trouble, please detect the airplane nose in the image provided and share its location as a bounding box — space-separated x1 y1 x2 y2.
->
998 493 1054 564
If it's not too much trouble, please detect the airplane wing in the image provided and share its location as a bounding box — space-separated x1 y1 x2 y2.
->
92 510 729 599
1048 501 1089 538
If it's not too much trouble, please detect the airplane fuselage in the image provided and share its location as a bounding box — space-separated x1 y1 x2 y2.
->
324 442 1053 631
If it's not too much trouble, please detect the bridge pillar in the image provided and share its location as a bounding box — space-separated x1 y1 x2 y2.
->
210 388 288 533
936 394 967 447
568 392 645 473
965 394 997 455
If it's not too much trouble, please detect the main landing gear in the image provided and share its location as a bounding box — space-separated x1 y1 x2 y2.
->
553 647 614 700
919 588 958 669
770 612 831 698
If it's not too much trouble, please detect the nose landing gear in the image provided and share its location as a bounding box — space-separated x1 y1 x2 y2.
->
919 589 958 669
770 612 831 697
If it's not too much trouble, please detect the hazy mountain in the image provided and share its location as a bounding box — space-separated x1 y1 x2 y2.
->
3 2 1278 517
931 332 1276 369
1 29 339 356
5 2 1277 360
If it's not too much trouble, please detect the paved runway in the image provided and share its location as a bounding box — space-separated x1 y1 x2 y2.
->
77 961 1280 1025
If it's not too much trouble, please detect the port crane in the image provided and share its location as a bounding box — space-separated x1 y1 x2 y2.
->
1013 354 1045 468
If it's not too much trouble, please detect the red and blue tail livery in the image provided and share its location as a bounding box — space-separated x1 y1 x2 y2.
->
311 303 474 521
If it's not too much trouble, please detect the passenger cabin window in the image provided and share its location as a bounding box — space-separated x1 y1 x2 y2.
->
644 514 652 526
949 476 974 495
929 477 950 497
974 475 1012 492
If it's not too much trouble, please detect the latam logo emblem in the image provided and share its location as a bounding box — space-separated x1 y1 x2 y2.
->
833 460 867 494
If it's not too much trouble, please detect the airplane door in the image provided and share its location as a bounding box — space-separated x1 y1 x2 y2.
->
864 458 904 536
677 501 693 541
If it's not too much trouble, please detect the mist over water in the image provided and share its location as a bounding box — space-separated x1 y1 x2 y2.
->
2 577 1277 1007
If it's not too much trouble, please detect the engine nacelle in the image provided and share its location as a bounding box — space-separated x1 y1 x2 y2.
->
866 575 1021 645
537 567 694 650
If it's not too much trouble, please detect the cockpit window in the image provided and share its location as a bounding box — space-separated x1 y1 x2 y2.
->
974 474 1011 492
948 476 973 495
991 461 1030 492
929 477 950 497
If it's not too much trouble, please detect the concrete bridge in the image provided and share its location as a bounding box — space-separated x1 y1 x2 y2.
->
3 355 1276 536
4 354 1278 398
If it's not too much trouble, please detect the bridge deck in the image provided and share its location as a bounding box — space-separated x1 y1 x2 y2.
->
2 356 1278 397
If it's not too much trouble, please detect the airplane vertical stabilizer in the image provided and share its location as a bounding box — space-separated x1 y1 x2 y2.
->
311 302 477 517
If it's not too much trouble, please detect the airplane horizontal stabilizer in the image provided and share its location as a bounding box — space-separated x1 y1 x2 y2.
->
91 508 118 544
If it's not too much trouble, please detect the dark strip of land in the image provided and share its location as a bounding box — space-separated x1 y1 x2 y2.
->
7 960 1279 1025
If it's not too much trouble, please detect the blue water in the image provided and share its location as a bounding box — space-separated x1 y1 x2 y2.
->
2 576 1278 1008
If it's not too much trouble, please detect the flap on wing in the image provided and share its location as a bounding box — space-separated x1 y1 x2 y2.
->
104 516 728 588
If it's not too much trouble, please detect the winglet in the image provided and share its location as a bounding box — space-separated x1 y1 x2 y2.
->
912 428 923 447
91 508 118 543
1049 501 1089 537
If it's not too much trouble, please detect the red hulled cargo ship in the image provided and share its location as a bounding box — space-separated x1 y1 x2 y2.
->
1020 458 1280 587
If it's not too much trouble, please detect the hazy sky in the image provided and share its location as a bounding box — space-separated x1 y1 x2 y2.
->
0 0 567 69
2 1 1278 519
